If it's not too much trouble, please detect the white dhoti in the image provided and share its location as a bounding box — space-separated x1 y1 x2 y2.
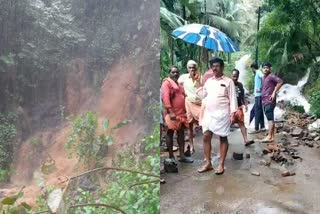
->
201 108 231 137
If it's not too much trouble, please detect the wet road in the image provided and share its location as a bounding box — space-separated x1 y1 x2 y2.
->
160 129 320 214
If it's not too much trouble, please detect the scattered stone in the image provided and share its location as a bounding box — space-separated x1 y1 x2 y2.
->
47 189 64 213
246 153 251 159
292 127 303 137
292 154 301 159
164 159 178 173
293 136 300 140
281 171 296 177
308 136 314 141
160 178 166 184
314 136 320 141
306 142 314 148
282 124 291 133
251 171 260 176
291 142 299 147
287 159 295 165
260 159 267 165
308 119 320 131
309 132 318 138
233 152 243 160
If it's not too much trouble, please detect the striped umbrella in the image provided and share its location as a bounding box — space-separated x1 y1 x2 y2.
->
172 23 239 53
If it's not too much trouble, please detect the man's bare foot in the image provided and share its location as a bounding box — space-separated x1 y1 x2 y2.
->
215 166 225 175
197 164 213 173
260 137 274 143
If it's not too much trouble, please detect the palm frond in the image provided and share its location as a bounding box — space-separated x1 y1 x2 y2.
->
243 32 257 46
207 14 242 42
160 7 185 34
281 42 288 65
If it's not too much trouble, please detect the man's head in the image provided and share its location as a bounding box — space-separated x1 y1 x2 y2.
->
209 58 224 75
262 62 272 75
187 60 198 77
250 63 258 73
169 66 180 82
231 69 240 83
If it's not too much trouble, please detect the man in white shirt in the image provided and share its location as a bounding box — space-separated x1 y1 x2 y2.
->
178 60 202 155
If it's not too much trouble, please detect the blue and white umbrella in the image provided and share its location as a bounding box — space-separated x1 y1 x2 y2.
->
172 23 239 53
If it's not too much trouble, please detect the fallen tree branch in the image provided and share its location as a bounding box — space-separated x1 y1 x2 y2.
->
69 203 126 213
120 179 159 202
69 167 160 180
34 210 50 214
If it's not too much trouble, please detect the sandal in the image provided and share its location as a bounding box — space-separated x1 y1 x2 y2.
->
245 140 255 146
197 165 213 173
215 167 225 175
179 157 194 163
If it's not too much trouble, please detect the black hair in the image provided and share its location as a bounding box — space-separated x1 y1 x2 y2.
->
250 63 258 69
169 65 179 73
209 58 224 67
232 69 240 75
262 62 272 68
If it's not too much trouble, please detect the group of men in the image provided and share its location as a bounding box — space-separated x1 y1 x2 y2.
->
161 57 283 175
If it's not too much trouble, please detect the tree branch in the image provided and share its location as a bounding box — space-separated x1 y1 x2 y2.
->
69 203 126 214
34 210 50 214
120 180 159 202
69 167 160 180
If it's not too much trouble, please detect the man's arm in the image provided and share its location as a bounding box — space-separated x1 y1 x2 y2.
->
270 75 284 101
240 83 248 111
161 81 176 120
177 73 185 86
228 80 238 124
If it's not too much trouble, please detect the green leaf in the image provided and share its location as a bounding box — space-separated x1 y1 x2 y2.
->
106 136 114 145
21 202 32 210
112 119 131 130
102 119 109 130
0 54 15 65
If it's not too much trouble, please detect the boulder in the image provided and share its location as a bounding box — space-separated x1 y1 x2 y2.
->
292 127 303 137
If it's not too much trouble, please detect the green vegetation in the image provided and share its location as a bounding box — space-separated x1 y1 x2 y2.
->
1 123 160 214
68 125 160 214
287 103 306 114
310 91 320 117
65 112 130 168
160 0 252 79
0 112 17 181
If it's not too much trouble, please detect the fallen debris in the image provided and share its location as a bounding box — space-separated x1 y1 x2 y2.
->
281 171 296 177
251 171 260 176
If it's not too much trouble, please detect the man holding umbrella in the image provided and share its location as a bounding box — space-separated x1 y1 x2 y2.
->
197 58 238 175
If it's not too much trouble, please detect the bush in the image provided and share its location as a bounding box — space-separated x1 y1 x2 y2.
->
245 74 255 94
0 112 17 170
67 125 160 214
288 104 305 114
65 112 130 168
310 90 320 117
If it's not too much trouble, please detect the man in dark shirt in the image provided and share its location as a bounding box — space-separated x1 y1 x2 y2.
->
261 62 283 142
231 69 254 146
